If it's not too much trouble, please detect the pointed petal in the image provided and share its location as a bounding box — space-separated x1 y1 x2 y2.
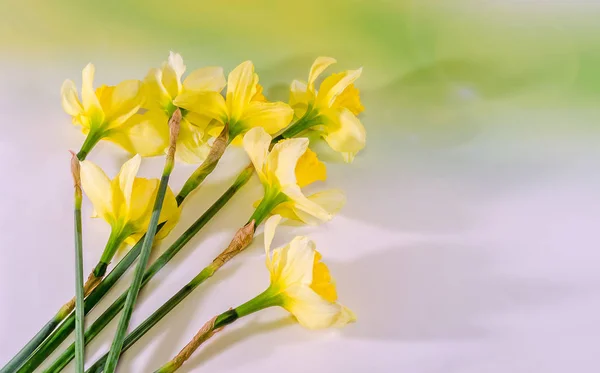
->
266 138 309 188
61 80 83 116
81 63 101 112
242 127 271 182
155 186 181 240
289 80 310 118
264 214 283 261
183 66 226 93
175 118 211 164
143 67 171 112
308 57 337 91
240 101 294 135
161 64 181 99
117 154 142 215
323 109 366 162
284 285 345 330
226 61 256 120
80 160 113 221
306 189 346 216
173 91 227 123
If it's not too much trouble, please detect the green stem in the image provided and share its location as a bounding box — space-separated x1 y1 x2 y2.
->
76 129 103 161
247 188 288 226
43 166 253 373
272 109 319 143
94 228 128 277
73 186 85 373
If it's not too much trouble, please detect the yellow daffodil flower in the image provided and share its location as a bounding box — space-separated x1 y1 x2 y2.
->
125 52 227 163
243 127 345 225
80 154 180 272
235 215 355 329
289 57 365 162
174 60 293 144
61 63 144 159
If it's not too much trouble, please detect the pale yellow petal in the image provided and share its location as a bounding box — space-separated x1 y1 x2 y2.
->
280 185 332 225
61 80 83 117
295 148 326 188
81 63 104 125
117 154 142 216
265 138 309 188
284 285 347 330
182 66 226 93
323 109 366 162
308 57 337 91
80 160 113 221
240 101 294 135
104 112 170 157
242 127 271 182
226 61 256 120
317 68 362 109
306 189 346 217
333 305 357 327
105 80 144 129
263 214 283 263
168 51 186 80
273 236 314 287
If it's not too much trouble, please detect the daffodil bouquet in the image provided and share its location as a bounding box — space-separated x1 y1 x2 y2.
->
1 53 365 373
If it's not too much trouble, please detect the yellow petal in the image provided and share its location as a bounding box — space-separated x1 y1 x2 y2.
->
284 285 343 330
280 185 332 225
239 101 294 135
61 80 83 117
173 91 227 123
104 112 170 157
226 61 256 120
251 81 266 102
333 306 357 327
317 68 362 109
81 63 104 124
308 57 337 91
310 251 337 302
80 160 113 221
242 127 271 183
306 189 346 217
263 214 283 270
295 148 326 188
143 68 171 112
333 83 364 116
125 177 158 225
289 80 310 118
155 187 181 240
161 64 181 99
168 51 186 80
182 66 226 93
265 138 309 188
117 154 142 216
323 109 366 162
274 236 315 287
175 118 211 164
105 80 144 129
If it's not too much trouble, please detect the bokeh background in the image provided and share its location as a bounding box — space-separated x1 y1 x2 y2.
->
2 1 600 372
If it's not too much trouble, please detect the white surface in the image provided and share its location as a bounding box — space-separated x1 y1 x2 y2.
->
2 64 600 373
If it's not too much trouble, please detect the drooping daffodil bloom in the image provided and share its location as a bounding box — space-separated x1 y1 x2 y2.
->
80 154 180 275
61 63 145 159
174 60 293 144
123 52 227 163
289 57 365 162
236 215 355 329
243 127 345 226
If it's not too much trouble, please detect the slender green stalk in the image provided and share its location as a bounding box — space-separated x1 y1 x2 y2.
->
84 196 280 373
272 108 319 142
102 109 181 373
153 289 279 373
43 165 254 373
71 153 85 373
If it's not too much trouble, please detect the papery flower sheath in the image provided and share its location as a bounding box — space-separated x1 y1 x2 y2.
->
123 52 227 163
289 57 365 162
61 64 145 157
80 154 180 246
174 60 293 143
243 127 345 225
